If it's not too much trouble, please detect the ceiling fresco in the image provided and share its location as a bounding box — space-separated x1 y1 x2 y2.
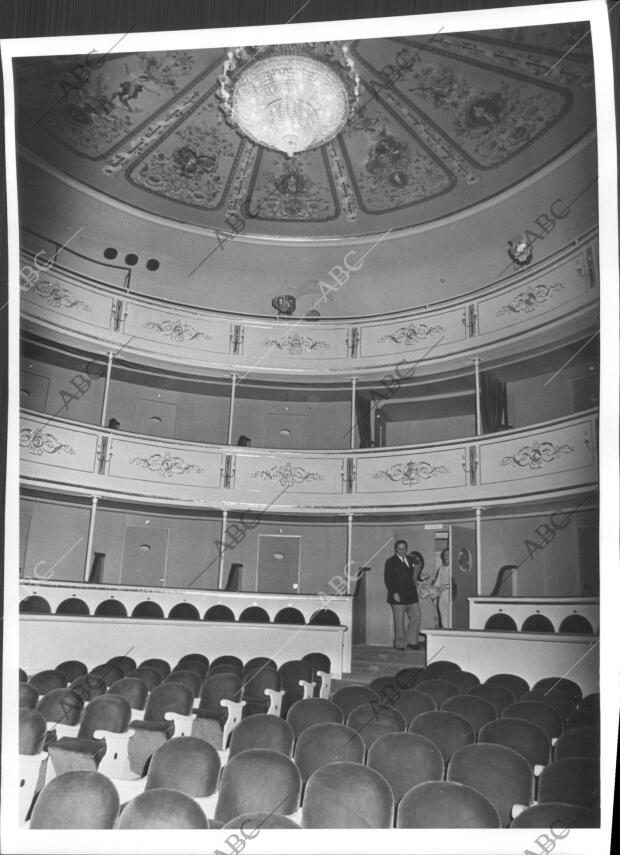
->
15 24 595 239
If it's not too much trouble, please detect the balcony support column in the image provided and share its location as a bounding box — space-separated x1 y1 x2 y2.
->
84 496 98 581
346 514 353 595
350 378 357 450
474 357 482 436
475 506 483 596
227 374 237 445
100 351 114 427
218 510 228 589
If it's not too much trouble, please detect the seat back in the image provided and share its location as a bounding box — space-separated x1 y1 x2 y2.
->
521 688 575 721
447 743 533 827
538 757 599 808
19 708 47 755
408 710 475 766
243 657 277 676
127 667 161 691
423 661 461 678
397 780 500 828
144 682 194 721
118 788 208 828
229 714 295 758
222 811 300 829
439 670 480 692
199 673 242 713
175 657 208 680
30 771 119 828
19 682 39 710
68 673 107 702
467 683 515 714
89 664 124 688
278 660 313 692
209 663 244 679
109 677 149 711
293 722 365 782
478 717 550 767
415 678 462 707
105 655 136 675
441 695 496 734
77 693 131 739
393 689 437 725
56 660 88 682
332 685 379 718
503 700 564 740
165 669 202 697
367 732 443 803
145 736 221 797
242 666 281 701
287 699 343 739
486 673 529 699
140 658 171 679
211 655 243 671
532 677 582 705
19 668 27 683
37 688 84 726
214 748 301 823
301 652 331 675
302 761 393 828
30 670 66 694
510 801 598 828
554 726 599 760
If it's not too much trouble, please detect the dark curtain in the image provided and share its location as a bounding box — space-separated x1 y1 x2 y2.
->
355 392 372 448
480 371 508 434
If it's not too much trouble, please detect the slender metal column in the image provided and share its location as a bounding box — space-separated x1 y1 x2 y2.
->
350 377 357 450
474 357 482 435
218 510 228 589
100 352 113 426
475 506 483 595
227 374 237 445
346 514 353 595
84 496 98 581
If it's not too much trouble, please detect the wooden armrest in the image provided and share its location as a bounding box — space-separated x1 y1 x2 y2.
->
221 699 246 748
264 689 284 716
316 671 334 700
299 680 316 700
164 711 196 738
93 729 135 780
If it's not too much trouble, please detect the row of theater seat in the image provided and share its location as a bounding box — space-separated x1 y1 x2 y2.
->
19 654 600 828
19 597 341 625
484 612 596 634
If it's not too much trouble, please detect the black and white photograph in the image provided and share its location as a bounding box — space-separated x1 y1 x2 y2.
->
0 1 618 852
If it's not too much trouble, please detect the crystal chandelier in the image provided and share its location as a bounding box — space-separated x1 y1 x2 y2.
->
217 43 360 158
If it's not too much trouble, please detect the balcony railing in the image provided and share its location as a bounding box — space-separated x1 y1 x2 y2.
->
20 408 598 512
20 227 599 378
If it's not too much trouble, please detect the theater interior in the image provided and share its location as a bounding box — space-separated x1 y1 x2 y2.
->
10 21 607 834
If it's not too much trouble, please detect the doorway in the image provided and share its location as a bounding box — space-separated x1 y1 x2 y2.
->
257 534 300 593
121 524 169 587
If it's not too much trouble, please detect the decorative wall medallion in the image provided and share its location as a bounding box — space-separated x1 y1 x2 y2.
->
144 319 211 342
250 462 324 488
379 322 444 345
22 279 91 311
373 460 449 486
129 451 204 478
20 428 76 457
497 282 564 316
264 333 329 355
500 440 574 470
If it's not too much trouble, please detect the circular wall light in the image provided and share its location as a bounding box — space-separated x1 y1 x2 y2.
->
104 248 118 260
146 258 160 271
139 544 151 552
20 388 31 398
149 416 162 423
279 429 291 436
273 553 285 560
125 253 139 266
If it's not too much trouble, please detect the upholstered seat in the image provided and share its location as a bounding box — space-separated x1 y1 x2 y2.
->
397 780 501 828
503 700 564 740
301 652 333 698
510 801 599 828
278 660 315 716
332 685 379 719
109 677 149 716
345 702 406 751
175 656 209 681
193 672 244 750
467 682 516 715
408 710 475 767
117 788 208 829
537 757 599 809
106 655 136 675
69 673 107 702
287 698 343 739
36 687 84 737
127 666 162 691
532 677 582 705
415 678 462 707
485 673 529 700
19 682 39 710
139 658 171 680
19 709 49 824
145 736 221 810
441 694 497 734
241 665 282 717
423 661 461 678
56 660 88 683
222 811 301 829
554 726 599 760
439 670 480 692
302 761 393 828
214 748 301 824
30 771 119 829
229 714 295 758
478 717 551 768
30 670 67 694
165 668 202 698
521 688 576 721
447 743 534 827
129 682 195 776
89 664 124 688
367 732 443 803
392 689 437 725
19 668 28 683
293 722 365 783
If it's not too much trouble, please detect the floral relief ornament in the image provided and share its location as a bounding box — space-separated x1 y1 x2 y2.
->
264 333 329 355
379 322 444 345
500 439 574 470
251 462 324 488
129 452 204 478
20 428 76 457
22 278 91 311
144 319 211 343
497 282 564 316
373 460 449 486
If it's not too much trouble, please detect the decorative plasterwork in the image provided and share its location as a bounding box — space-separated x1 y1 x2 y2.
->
264 333 329 355
22 279 91 311
129 451 204 477
496 282 564 316
379 322 445 345
251 462 325 487
500 439 574 470
145 319 211 342
373 460 449 486
20 428 76 457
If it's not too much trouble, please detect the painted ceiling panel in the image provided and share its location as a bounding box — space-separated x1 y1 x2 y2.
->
14 25 594 240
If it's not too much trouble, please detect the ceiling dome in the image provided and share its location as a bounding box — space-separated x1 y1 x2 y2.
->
15 25 594 240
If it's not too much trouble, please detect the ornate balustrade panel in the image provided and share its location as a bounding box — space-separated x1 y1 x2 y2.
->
107 436 224 489
355 447 468 495
232 453 346 495
20 415 99 474
478 415 596 486
240 321 351 364
20 409 598 509
476 250 595 338
359 307 466 360
20 231 598 377
468 597 599 633
122 302 232 356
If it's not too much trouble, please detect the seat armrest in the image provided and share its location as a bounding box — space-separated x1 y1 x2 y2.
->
131 708 145 721
533 763 545 777
49 722 80 740
221 699 246 748
164 710 196 738
511 802 535 820
18 752 48 825
93 728 135 780
299 679 316 700
265 689 284 716
316 671 334 700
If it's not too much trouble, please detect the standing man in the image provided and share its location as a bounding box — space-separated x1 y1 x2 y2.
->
434 548 452 629
384 540 421 650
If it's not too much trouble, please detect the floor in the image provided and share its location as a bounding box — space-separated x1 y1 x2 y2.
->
334 642 428 689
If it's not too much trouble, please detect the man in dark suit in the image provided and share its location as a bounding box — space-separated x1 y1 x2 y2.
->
384 539 421 650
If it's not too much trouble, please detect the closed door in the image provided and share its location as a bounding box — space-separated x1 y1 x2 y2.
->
450 524 477 630
257 535 300 593
20 371 49 412
264 412 306 449
121 525 169 587
134 398 178 438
